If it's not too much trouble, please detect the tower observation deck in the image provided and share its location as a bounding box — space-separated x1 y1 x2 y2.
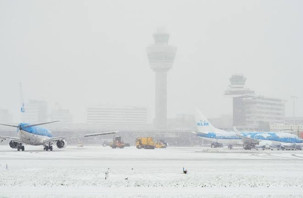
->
147 30 177 129
225 74 255 96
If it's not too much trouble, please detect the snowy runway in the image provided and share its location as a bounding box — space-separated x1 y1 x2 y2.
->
0 146 303 197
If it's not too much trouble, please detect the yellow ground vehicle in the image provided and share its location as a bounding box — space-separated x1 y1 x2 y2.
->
136 137 167 149
155 140 167 148
110 136 127 149
136 137 155 149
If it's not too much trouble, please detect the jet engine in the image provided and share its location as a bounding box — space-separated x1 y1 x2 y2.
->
56 140 66 149
9 141 18 149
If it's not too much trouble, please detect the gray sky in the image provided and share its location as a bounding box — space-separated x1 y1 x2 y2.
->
0 0 302 122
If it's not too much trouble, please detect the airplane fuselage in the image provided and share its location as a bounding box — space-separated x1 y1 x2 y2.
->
196 131 303 144
17 123 53 146
197 136 242 146
18 130 51 145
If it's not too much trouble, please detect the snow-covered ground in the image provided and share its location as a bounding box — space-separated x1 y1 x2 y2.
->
0 145 303 198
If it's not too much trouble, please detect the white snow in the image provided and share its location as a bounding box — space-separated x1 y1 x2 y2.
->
0 146 303 197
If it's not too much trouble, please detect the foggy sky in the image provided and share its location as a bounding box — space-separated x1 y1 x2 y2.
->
0 0 302 122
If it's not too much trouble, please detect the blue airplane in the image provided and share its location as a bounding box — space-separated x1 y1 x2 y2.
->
0 84 116 151
0 121 66 151
0 121 116 151
194 110 303 149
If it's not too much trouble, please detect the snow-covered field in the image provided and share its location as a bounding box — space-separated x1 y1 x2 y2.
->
0 145 303 198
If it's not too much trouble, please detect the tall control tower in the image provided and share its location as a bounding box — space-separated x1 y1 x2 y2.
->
147 29 177 129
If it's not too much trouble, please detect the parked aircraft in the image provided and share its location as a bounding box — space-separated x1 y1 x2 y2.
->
194 110 303 149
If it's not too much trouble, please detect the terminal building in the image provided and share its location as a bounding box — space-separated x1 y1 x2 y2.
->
270 117 303 137
0 109 11 123
51 108 73 123
87 105 148 129
225 74 285 130
233 95 285 130
21 100 48 123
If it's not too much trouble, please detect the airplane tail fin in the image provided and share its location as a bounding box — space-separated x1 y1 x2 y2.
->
195 110 218 133
19 82 25 113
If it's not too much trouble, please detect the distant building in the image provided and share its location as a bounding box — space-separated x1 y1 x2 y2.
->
233 95 285 130
0 109 12 123
22 100 48 123
209 114 233 130
270 117 303 136
87 105 147 128
167 114 195 129
270 123 303 133
284 117 303 125
51 108 73 123
225 74 285 130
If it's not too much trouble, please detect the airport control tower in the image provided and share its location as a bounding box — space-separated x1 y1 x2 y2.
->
224 74 255 96
147 29 177 129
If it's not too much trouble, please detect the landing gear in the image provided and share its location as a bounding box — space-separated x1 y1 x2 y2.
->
17 145 25 151
44 143 53 151
243 144 252 150
44 145 53 151
211 142 223 148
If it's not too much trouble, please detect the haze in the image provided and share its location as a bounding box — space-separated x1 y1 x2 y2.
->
0 0 302 123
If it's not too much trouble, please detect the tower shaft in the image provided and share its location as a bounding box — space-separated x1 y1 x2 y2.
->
154 71 168 128
146 29 176 129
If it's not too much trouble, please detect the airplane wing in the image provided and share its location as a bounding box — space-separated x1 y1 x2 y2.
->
84 131 117 137
23 121 59 128
0 124 19 128
0 136 23 143
232 127 259 144
239 135 260 144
